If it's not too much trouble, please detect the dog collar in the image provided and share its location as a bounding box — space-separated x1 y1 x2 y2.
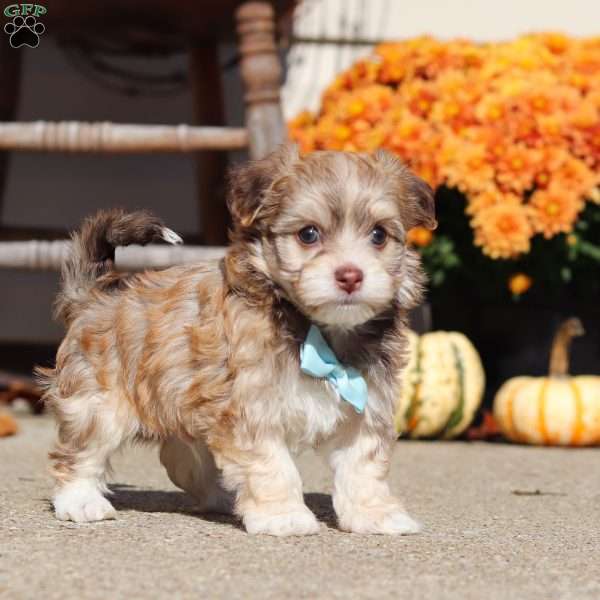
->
300 325 368 413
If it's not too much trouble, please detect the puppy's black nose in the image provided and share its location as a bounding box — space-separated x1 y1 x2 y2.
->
335 264 363 294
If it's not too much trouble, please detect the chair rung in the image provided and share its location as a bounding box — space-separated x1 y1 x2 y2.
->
0 121 248 153
0 240 227 271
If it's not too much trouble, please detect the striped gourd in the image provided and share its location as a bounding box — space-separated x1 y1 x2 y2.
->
494 318 600 446
395 330 485 439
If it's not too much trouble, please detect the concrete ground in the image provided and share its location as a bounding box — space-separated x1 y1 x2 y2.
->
1 414 599 600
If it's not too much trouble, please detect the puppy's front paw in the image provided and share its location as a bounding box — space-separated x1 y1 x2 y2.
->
338 506 421 535
54 483 117 523
244 505 320 537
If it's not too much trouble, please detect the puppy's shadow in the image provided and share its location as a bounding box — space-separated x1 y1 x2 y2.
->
304 492 337 527
109 485 336 529
109 484 240 529
110 484 197 513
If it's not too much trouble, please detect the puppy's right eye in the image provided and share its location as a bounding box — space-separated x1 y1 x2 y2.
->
297 225 320 245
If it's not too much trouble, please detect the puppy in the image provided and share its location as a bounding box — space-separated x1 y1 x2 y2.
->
40 145 436 535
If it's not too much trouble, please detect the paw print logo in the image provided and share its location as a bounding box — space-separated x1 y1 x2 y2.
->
4 15 45 48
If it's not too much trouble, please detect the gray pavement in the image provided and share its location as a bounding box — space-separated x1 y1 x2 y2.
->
1 413 599 600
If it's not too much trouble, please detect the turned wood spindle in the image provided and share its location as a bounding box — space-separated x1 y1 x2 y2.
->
236 1 286 159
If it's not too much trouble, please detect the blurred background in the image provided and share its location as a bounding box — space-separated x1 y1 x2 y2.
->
1 0 599 420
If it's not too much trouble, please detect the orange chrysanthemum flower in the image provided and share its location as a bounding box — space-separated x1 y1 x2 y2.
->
496 145 539 193
466 188 521 216
529 187 585 238
508 273 533 295
441 141 495 194
407 226 434 247
472 202 533 259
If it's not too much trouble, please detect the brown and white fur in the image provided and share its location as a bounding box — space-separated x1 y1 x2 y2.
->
40 145 436 536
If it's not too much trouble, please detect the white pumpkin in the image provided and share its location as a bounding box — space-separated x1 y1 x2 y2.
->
395 330 485 439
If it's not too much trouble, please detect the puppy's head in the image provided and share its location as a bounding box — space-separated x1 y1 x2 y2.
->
227 144 436 328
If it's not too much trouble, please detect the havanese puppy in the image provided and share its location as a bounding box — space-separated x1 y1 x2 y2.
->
40 144 436 536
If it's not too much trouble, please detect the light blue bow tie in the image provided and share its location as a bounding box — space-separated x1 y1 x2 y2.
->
300 325 368 413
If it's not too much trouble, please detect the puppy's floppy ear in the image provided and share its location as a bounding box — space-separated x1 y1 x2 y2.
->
374 149 437 231
406 173 437 230
227 143 299 231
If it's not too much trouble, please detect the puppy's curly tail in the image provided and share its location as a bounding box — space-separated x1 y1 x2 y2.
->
56 208 182 324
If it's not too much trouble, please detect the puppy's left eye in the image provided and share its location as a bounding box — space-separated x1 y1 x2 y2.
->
370 226 387 247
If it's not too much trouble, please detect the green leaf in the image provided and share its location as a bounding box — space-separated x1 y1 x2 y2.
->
579 241 600 262
431 270 445 287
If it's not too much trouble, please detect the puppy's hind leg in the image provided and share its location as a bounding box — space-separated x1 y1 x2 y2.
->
50 392 130 523
159 437 234 514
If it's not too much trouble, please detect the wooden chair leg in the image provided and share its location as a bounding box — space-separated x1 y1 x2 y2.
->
188 44 229 245
0 45 22 228
236 1 285 160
